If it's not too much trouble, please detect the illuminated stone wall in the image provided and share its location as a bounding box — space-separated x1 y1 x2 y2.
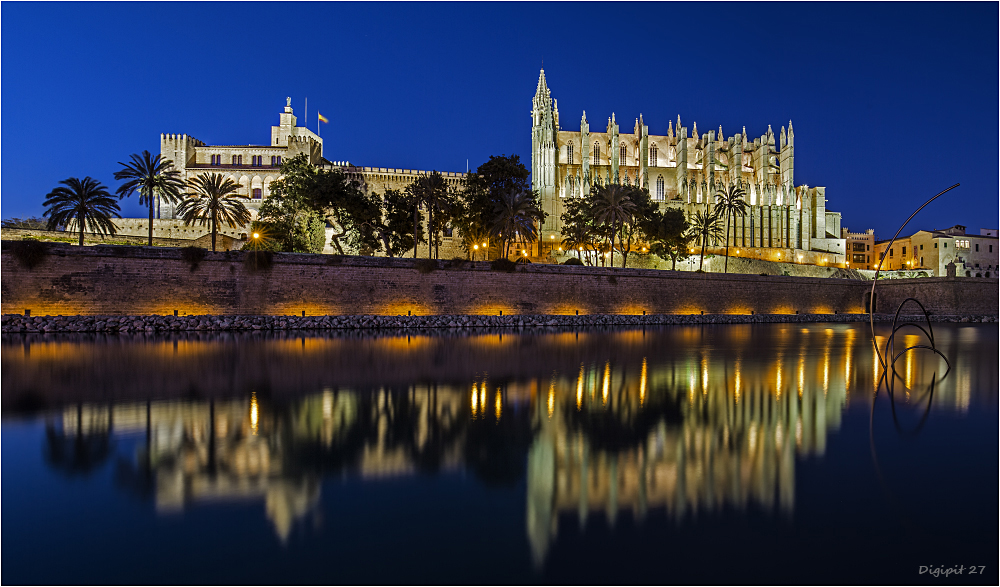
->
1 243 996 317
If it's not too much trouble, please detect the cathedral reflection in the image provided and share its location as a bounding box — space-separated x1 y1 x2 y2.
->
37 325 975 558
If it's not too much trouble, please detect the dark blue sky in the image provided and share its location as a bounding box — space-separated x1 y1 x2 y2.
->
2 2 996 238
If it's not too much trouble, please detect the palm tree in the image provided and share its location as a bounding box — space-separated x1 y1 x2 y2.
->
690 209 724 271
715 184 750 273
42 177 121 246
590 183 636 267
177 173 252 251
490 188 545 259
114 150 185 246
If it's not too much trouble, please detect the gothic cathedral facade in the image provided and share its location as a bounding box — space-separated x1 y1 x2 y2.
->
530 69 846 263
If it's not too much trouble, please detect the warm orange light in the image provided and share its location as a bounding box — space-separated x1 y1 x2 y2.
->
253 233 260 239
473 245 479 250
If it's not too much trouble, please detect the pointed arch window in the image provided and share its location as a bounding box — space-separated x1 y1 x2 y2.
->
650 145 658 167
656 175 664 201
593 144 600 165
620 144 627 166
567 144 573 165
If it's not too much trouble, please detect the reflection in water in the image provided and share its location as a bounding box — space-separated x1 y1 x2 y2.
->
9 324 995 565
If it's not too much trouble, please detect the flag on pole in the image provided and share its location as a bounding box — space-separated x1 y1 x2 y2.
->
317 112 329 124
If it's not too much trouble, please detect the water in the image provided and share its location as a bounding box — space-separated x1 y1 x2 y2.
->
2 324 996 584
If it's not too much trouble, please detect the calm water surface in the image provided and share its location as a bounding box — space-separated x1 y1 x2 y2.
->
2 324 997 585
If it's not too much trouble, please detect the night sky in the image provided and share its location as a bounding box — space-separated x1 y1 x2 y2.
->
2 2 996 239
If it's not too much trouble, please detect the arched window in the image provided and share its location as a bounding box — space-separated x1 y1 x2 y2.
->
593 144 600 165
567 144 574 165
650 144 658 167
620 144 627 165
656 175 664 201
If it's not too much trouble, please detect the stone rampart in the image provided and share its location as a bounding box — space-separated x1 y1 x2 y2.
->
2 242 996 318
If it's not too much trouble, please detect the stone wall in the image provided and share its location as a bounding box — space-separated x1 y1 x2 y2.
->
2 242 996 318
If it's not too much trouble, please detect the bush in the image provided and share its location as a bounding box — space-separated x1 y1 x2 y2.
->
180 246 207 272
415 259 437 274
694 269 705 273
759 272 769 276
11 238 49 270
562 257 584 266
490 258 517 273
245 250 274 272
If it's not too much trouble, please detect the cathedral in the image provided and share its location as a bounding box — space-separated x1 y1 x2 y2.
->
530 69 846 264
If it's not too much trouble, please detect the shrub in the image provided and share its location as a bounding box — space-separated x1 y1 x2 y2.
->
180 246 207 272
490 258 517 273
245 250 274 272
562 258 584 266
415 259 437 274
694 269 705 273
11 238 48 270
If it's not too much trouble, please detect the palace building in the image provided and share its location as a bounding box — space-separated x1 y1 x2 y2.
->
530 69 847 265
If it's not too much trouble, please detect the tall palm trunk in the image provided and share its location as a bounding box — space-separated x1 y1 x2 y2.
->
78 213 85 246
211 209 218 252
723 209 731 273
699 234 707 271
147 195 154 247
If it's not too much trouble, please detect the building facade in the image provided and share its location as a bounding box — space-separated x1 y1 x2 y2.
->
875 225 999 277
842 228 876 270
529 69 847 264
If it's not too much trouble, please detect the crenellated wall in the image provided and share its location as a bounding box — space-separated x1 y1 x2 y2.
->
2 243 996 318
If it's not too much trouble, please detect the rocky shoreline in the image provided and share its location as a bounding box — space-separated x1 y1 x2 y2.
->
1 312 995 334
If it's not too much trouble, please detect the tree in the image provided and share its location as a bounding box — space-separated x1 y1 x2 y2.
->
490 187 545 259
560 195 599 265
406 172 455 259
381 188 422 257
458 155 533 261
690 209 724 271
715 184 749 273
176 173 252 252
614 185 656 268
590 183 636 267
262 154 379 255
43 177 121 246
644 207 691 270
114 150 185 246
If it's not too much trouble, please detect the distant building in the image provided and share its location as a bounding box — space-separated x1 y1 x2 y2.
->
874 225 998 277
842 227 875 270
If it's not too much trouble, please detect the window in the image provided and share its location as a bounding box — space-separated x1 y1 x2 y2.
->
232 155 243 165
210 154 221 165
902 246 906 256
920 256 924 266
620 144 627 165
650 145 658 167
991 245 994 253
934 243 938 248
853 253 866 264
852 242 866 252
956 239 969 250
252 188 262 200
271 155 282 166
655 175 664 201
251 155 262 166
889 248 894 257
593 144 600 165
975 243 979 252
943 242 947 248
444 224 454 238
867 255 870 263
567 144 573 165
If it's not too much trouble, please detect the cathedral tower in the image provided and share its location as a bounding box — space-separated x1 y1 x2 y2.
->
531 69 558 239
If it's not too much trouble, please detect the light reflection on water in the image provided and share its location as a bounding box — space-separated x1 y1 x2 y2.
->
2 324 996 583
